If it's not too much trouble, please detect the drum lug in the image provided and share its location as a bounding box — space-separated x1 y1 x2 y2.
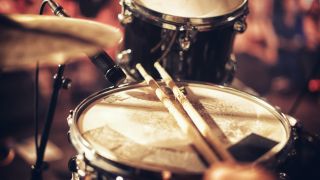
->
118 0 133 24
117 49 136 77
69 155 93 179
67 110 74 125
178 27 196 51
233 20 247 33
118 12 133 25
69 156 84 180
67 130 72 144
179 36 191 51
278 172 290 180
68 156 80 173
69 110 74 116
117 49 132 65
178 24 196 32
223 55 237 84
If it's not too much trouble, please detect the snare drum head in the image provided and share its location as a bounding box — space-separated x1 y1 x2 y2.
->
134 0 246 18
75 82 289 174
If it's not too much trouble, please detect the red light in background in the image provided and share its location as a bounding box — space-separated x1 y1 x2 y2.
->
309 79 320 92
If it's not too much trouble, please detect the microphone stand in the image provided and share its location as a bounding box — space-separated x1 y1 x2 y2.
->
31 2 71 179
31 64 71 180
31 1 126 179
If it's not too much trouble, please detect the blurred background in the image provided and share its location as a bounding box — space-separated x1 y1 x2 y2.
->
0 0 319 179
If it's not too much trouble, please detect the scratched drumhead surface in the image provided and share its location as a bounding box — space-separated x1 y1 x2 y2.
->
135 0 246 18
78 83 289 173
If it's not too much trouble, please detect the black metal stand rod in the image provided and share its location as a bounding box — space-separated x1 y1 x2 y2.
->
31 64 65 180
289 58 320 115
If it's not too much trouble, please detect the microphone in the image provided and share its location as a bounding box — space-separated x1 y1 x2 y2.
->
46 0 126 86
89 51 126 86
47 0 70 17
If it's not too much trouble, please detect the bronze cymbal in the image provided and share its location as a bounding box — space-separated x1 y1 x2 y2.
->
0 14 122 71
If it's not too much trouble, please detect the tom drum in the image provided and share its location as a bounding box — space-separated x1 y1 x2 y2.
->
117 0 248 84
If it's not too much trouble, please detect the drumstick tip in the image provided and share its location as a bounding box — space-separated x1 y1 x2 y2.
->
136 63 142 69
154 61 160 67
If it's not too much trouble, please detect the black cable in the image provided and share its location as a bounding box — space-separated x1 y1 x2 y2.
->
155 30 178 70
156 30 178 63
39 0 48 15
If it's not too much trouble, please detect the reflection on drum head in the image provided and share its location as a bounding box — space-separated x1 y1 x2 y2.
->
135 0 245 17
78 83 289 173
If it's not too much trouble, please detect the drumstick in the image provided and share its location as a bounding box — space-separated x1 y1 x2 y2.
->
154 62 235 162
135 63 219 164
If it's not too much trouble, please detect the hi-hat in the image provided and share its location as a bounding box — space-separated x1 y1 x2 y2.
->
0 14 122 71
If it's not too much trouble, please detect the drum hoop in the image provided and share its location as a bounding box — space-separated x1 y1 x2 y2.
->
125 0 248 31
68 80 293 176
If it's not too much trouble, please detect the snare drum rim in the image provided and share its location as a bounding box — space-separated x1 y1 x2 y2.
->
68 81 293 177
124 0 248 31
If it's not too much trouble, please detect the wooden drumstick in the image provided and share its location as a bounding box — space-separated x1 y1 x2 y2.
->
135 63 219 164
154 61 235 162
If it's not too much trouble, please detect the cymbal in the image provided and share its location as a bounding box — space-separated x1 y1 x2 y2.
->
0 14 122 71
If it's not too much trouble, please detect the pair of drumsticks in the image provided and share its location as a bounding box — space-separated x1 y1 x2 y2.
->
135 62 235 165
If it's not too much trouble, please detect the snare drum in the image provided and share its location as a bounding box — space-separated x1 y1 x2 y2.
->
117 0 248 84
68 82 294 179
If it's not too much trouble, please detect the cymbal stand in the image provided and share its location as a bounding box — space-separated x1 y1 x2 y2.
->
31 64 71 180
